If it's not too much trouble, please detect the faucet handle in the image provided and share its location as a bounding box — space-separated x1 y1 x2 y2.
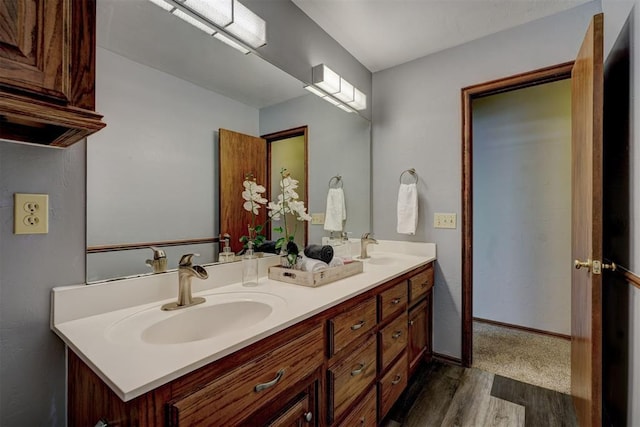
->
179 253 200 266
149 246 166 260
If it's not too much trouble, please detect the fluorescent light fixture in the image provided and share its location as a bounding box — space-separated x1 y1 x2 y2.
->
183 0 233 27
313 64 341 94
172 9 215 35
214 33 250 54
148 0 267 54
348 88 367 111
336 104 354 113
226 0 267 49
322 96 341 106
149 0 174 11
335 78 354 103
304 85 327 97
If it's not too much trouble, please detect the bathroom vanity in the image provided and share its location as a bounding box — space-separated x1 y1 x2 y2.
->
52 242 435 426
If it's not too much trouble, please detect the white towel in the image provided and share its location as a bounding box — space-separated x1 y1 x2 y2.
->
300 257 329 272
397 183 418 235
328 256 344 268
324 188 346 231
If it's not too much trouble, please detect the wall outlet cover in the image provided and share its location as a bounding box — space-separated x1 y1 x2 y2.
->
311 213 325 225
434 212 457 229
14 193 49 234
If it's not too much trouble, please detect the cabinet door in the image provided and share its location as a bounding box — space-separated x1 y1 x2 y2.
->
265 390 315 427
408 299 427 375
0 0 69 102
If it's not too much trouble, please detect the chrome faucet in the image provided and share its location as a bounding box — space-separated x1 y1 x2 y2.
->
360 232 378 259
161 253 209 311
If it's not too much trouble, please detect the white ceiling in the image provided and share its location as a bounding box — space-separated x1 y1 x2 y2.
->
292 0 592 72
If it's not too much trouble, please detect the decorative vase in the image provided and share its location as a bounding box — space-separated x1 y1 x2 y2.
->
242 242 259 286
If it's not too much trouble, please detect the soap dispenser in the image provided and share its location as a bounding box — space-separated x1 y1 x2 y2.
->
218 234 235 263
242 241 259 287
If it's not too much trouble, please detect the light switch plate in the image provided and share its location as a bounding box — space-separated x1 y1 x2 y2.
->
434 212 456 229
14 193 49 234
311 213 325 225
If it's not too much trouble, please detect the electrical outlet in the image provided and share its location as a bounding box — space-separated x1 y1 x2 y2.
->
434 213 457 229
14 193 49 234
311 213 325 225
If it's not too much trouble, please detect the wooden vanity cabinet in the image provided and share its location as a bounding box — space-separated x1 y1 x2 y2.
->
0 0 105 147
67 262 435 427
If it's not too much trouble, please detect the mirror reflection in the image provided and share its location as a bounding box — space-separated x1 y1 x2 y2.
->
87 0 371 283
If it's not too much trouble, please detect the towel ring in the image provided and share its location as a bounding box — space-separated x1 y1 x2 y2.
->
329 175 343 188
399 168 418 184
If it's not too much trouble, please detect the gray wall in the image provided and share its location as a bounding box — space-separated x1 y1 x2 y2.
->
371 1 602 358
260 95 371 244
601 1 639 424
0 1 371 425
0 141 86 426
472 80 572 335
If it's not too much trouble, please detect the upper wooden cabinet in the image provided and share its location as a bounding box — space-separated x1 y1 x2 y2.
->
0 0 105 147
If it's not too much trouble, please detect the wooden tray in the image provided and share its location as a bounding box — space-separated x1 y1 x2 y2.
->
268 261 363 287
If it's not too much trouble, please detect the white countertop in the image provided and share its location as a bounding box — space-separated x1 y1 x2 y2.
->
51 241 435 401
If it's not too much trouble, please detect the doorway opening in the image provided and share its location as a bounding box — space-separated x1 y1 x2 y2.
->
262 126 309 247
461 63 574 384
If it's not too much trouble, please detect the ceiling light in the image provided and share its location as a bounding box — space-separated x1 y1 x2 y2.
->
322 96 341 106
225 0 267 49
335 78 354 103
304 85 327 97
312 64 341 94
348 88 367 111
172 9 216 35
336 104 354 113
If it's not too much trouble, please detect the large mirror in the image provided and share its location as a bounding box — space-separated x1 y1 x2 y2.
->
87 0 371 282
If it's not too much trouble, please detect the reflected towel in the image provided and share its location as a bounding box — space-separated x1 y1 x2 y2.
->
397 183 418 235
324 188 346 231
300 257 329 272
329 256 344 268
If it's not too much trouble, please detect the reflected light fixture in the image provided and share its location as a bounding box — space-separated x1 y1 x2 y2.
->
306 64 367 113
147 0 266 54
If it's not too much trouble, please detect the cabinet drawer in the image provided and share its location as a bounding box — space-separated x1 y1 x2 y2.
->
265 391 313 427
379 312 408 371
167 324 324 426
329 297 377 357
327 335 377 423
378 352 408 420
409 265 434 304
379 282 407 322
336 386 377 427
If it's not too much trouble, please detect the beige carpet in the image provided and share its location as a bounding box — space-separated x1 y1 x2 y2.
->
473 321 571 394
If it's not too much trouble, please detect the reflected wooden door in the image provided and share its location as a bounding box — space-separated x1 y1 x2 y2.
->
219 128 266 253
571 13 603 427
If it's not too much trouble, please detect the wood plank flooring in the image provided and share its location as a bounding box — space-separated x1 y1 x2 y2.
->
384 362 577 426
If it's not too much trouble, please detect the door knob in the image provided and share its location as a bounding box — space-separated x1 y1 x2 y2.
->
574 259 592 270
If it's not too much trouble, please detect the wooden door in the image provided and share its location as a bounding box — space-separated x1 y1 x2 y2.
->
219 128 267 253
571 13 603 427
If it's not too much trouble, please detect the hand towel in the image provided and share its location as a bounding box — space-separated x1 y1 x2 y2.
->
397 183 418 235
324 188 346 231
300 257 329 272
328 256 344 268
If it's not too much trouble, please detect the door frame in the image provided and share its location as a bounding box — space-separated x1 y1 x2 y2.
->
262 126 309 246
460 62 574 367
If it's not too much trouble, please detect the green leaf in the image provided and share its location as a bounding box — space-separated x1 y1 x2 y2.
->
254 224 263 233
273 226 283 234
239 236 248 243
274 237 285 250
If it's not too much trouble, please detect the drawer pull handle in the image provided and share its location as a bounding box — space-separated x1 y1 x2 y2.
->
254 369 285 392
360 417 366 425
304 411 313 422
391 298 402 305
351 320 366 330
392 330 403 339
391 374 402 385
409 320 415 326
351 363 366 376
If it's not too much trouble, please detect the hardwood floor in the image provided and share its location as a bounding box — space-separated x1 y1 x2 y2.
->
384 362 577 426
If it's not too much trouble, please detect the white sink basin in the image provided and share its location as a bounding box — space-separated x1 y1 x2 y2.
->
106 292 286 345
358 252 402 266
